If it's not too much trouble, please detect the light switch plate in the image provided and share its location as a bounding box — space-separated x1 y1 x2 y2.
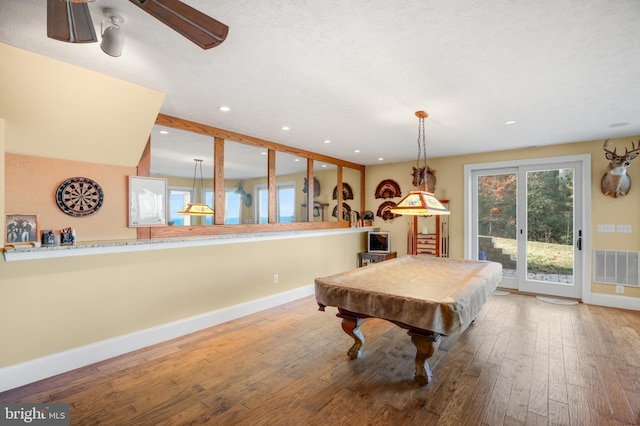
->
617 224 632 233
597 224 615 232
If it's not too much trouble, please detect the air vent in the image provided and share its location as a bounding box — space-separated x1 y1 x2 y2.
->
593 250 639 286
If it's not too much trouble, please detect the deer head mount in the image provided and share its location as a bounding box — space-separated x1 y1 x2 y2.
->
601 139 640 198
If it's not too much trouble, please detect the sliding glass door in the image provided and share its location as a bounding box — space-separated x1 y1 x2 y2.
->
468 156 587 299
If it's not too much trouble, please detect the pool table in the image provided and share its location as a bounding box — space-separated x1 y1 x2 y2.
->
315 255 502 385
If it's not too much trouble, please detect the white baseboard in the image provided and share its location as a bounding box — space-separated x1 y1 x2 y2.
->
0 284 315 393
588 293 640 311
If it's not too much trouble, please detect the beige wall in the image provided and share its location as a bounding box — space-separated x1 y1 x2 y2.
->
365 137 640 298
0 232 363 368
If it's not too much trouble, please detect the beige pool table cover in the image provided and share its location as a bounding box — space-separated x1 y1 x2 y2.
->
315 255 502 336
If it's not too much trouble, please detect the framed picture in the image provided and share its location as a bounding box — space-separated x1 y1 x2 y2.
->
350 211 358 227
5 213 39 245
128 176 167 227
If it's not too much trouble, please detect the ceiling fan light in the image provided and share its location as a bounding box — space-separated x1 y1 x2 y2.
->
101 9 125 57
100 25 125 56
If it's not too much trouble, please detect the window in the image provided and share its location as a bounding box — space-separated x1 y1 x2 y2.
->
168 187 193 226
256 186 268 224
277 183 295 223
225 189 241 225
203 189 214 225
255 182 296 224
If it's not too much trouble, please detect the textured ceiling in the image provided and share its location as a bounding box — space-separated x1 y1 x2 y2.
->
1 0 640 167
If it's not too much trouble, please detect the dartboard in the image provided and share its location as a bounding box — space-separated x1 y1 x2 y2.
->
55 177 104 217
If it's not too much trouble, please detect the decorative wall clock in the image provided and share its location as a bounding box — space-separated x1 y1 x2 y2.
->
55 177 104 217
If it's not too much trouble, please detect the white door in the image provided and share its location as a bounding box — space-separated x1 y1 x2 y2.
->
467 156 588 299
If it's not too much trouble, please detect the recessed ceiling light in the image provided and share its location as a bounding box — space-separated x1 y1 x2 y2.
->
322 164 327 168
378 157 384 161
294 158 300 162
505 120 517 125
219 106 230 112
354 150 360 153
261 151 267 155
609 122 629 128
159 130 169 134
323 140 331 144
281 126 290 131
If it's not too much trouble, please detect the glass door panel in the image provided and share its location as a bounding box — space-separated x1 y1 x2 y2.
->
475 170 518 288
520 164 580 298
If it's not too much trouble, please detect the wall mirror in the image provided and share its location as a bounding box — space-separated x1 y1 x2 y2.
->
142 115 366 238
223 140 268 225
275 151 307 223
343 166 362 222
150 125 214 226
312 161 337 222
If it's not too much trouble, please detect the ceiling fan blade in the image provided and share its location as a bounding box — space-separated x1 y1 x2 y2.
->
47 0 97 43
129 0 228 49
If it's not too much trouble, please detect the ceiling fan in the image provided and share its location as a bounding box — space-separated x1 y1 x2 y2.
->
47 0 229 49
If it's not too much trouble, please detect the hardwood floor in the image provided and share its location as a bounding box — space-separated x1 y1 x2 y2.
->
1 292 639 425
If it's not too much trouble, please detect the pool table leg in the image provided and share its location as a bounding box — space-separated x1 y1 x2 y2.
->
407 331 442 385
336 312 365 359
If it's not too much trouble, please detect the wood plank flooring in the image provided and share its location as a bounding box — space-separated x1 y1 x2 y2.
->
1 292 640 425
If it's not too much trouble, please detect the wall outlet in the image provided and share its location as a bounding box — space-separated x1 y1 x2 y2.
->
616 285 624 294
597 224 615 232
273 274 279 283
617 224 632 233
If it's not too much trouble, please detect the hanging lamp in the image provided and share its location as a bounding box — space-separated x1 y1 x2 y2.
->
390 111 450 216
178 159 215 216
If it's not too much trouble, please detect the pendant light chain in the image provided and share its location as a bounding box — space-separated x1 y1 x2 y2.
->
191 160 199 195
198 159 205 199
421 116 427 171
416 116 428 174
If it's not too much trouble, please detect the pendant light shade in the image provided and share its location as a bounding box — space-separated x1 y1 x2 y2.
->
390 190 450 216
177 202 215 216
390 111 450 216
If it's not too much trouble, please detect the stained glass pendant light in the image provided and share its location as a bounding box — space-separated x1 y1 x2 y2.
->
390 111 450 216
178 159 214 216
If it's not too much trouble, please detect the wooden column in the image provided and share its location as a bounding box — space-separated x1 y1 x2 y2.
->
214 137 225 225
